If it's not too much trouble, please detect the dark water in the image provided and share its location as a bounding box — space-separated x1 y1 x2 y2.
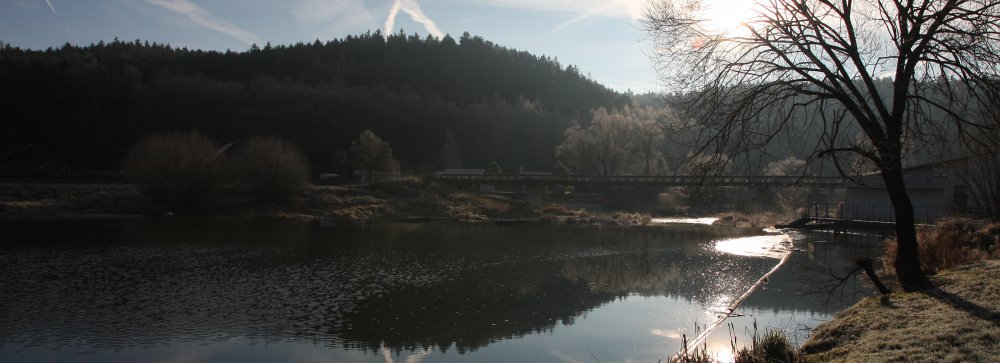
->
0 218 877 362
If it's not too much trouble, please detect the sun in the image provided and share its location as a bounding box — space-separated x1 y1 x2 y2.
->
700 0 758 35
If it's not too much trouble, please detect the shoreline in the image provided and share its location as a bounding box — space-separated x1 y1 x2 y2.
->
0 181 779 228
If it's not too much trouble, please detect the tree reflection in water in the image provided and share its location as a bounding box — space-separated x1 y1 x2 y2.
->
0 218 875 360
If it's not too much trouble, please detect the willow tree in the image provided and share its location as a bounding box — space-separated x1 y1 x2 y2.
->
643 0 1000 291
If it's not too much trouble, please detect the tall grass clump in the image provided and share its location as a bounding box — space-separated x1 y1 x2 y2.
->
231 136 311 203
122 131 225 211
883 217 1000 275
733 328 798 363
666 322 799 363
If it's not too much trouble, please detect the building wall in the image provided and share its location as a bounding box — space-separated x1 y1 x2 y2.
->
843 185 948 222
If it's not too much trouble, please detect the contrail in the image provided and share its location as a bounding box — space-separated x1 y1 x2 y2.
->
145 0 263 45
383 0 444 38
552 0 622 32
44 0 56 14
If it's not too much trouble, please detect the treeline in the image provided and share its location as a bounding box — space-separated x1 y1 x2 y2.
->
0 31 629 176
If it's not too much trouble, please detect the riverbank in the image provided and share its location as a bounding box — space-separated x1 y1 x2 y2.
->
0 180 511 220
800 259 1000 362
0 180 696 225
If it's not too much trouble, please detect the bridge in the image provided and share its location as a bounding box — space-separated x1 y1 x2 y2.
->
432 173 849 188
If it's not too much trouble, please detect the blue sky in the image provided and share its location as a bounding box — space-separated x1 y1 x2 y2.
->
0 0 660 93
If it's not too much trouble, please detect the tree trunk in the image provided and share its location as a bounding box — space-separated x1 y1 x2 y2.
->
881 164 929 291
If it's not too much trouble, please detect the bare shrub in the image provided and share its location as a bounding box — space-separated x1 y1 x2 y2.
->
122 131 224 211
232 136 311 203
533 204 588 217
883 218 1000 275
610 211 652 225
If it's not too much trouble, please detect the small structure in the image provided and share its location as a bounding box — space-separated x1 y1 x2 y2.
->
843 158 974 222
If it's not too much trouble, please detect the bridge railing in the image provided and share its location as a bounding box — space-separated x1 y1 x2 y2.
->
433 174 848 187
802 202 944 223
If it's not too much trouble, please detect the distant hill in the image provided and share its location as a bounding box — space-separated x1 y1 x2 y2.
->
0 31 629 176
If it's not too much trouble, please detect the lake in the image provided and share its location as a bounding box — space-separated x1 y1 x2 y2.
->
0 218 878 362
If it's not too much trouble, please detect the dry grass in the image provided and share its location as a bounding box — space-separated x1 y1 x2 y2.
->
883 218 1000 276
533 204 589 217
0 183 147 217
801 260 1000 363
734 328 798 363
713 211 782 229
609 211 652 225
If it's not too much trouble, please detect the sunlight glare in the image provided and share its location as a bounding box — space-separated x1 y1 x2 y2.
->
707 340 736 363
701 0 757 34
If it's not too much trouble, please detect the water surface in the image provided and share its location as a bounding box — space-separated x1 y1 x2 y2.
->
0 218 877 362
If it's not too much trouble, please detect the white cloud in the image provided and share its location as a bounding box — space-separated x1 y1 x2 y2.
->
44 0 56 14
145 0 263 45
384 0 444 38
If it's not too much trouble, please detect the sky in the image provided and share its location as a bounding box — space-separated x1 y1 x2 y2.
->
0 0 666 93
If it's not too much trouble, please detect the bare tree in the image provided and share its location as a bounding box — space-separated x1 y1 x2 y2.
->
350 130 393 186
555 107 634 175
556 103 668 175
643 0 1000 291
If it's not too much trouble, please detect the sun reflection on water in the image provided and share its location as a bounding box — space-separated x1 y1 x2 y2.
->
651 217 719 225
713 234 791 259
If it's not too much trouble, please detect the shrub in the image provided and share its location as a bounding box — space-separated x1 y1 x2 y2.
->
883 218 1000 275
122 131 225 211
231 136 311 203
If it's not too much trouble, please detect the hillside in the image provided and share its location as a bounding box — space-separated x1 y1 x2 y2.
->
0 32 629 176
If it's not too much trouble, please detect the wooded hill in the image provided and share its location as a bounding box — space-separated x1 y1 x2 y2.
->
0 31 629 176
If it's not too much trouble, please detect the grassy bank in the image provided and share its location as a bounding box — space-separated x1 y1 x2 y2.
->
0 180 656 223
801 260 1000 362
0 180 517 220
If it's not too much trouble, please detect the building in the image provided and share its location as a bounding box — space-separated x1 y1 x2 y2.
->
843 158 976 222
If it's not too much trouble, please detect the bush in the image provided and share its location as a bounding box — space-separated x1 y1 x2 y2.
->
883 218 1000 275
122 131 225 211
232 136 311 203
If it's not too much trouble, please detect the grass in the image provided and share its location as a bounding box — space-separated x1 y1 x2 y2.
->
800 260 1000 363
0 182 147 217
667 322 799 363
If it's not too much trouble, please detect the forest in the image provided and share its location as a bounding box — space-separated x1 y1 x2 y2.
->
0 31 632 177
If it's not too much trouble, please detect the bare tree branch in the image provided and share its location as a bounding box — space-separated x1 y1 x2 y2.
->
643 0 1000 291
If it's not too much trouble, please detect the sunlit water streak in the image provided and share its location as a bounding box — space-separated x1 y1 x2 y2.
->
651 217 719 225
681 230 796 358
714 233 793 259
